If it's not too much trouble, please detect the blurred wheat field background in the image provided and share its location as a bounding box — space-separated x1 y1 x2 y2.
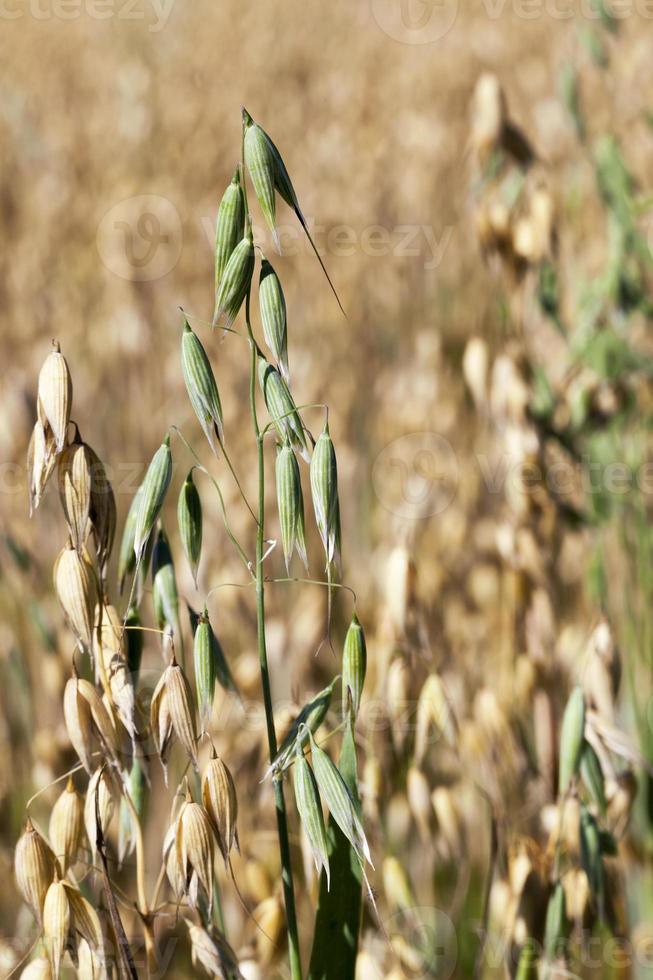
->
2 1 653 977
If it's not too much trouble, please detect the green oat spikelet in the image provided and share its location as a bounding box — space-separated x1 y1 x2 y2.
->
308 728 371 867
580 741 607 815
275 441 308 572
242 107 345 315
215 167 246 289
543 880 568 963
181 320 224 456
269 676 339 776
152 525 182 656
259 257 289 381
178 469 203 587
558 685 585 796
580 804 605 921
133 435 172 562
118 483 143 595
258 354 311 462
243 112 278 249
293 744 330 888
342 612 366 719
193 610 216 729
212 229 255 329
118 759 147 868
310 421 341 569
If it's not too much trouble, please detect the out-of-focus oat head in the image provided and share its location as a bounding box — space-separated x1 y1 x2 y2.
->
2 1 653 977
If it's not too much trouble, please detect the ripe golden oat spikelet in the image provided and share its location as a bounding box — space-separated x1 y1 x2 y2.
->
37 340 72 455
201 747 239 865
14 818 56 924
386 655 411 752
406 766 432 844
187 922 244 980
84 767 120 861
28 420 57 514
151 657 198 772
382 855 414 914
62 882 103 951
94 602 136 741
252 895 284 967
43 875 70 980
63 665 121 774
175 788 217 913
57 430 92 552
150 670 175 778
18 957 52 980
87 445 116 583
53 543 98 652
49 777 84 874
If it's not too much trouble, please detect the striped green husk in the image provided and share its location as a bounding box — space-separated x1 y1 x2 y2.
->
133 436 172 561
215 168 245 290
152 526 181 650
558 686 585 796
269 676 338 776
310 422 340 567
543 880 568 963
259 258 289 381
193 613 216 728
191 606 238 701
515 940 539 979
580 741 606 814
253 112 346 316
275 442 307 572
308 729 371 866
118 759 146 866
579 804 605 920
342 613 366 719
178 469 203 587
118 484 143 594
253 117 300 215
258 355 310 462
181 321 224 455
244 113 278 247
293 747 330 888
212 231 254 329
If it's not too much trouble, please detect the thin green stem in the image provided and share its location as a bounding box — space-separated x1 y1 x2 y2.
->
246 284 302 979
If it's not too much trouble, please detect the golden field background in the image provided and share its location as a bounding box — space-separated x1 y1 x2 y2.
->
2 1 653 977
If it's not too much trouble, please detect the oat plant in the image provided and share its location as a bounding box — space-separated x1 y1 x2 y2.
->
16 110 369 980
